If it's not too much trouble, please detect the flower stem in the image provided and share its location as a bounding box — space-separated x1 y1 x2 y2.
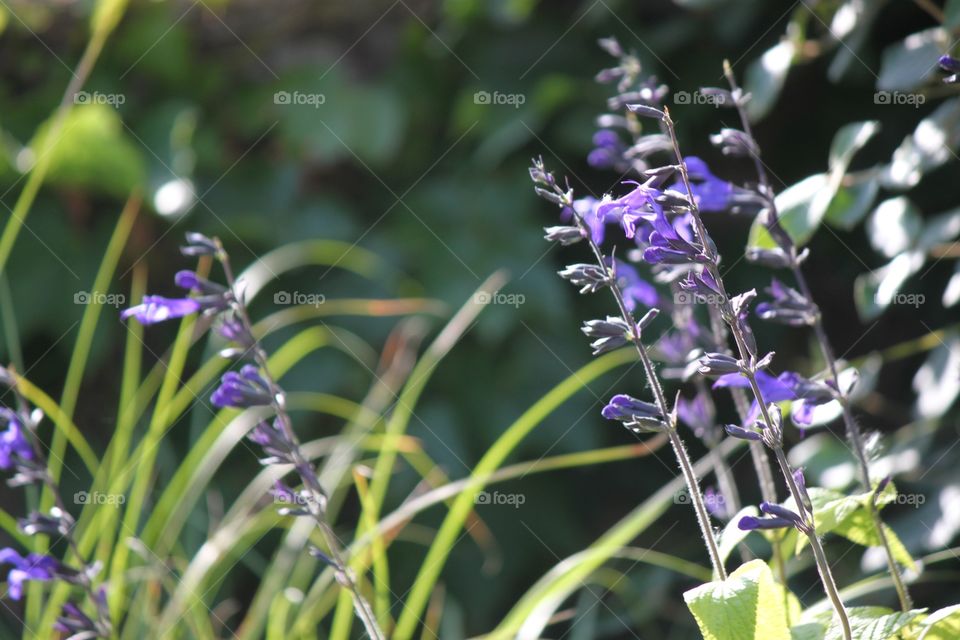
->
7 371 112 638
721 60 911 611
216 245 385 640
662 109 851 635
558 186 727 581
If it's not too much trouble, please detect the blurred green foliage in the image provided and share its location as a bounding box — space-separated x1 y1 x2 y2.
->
0 0 959 636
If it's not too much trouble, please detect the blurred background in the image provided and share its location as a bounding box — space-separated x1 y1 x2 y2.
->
1 0 959 636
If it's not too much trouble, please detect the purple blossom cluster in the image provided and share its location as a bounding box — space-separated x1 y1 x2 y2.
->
0 383 111 637
120 232 385 639
528 37 889 637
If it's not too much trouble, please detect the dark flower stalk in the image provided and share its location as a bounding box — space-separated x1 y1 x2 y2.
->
532 159 727 581
658 109 853 639
0 370 111 638
721 60 912 612
123 233 384 640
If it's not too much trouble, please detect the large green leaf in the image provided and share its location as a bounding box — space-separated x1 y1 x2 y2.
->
883 98 960 190
683 559 792 640
877 27 949 91
29 104 145 196
917 604 960 640
826 607 924 640
748 173 827 249
912 331 960 419
744 40 795 122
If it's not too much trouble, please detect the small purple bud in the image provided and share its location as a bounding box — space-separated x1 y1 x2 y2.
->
737 515 794 531
627 103 665 120
724 424 762 441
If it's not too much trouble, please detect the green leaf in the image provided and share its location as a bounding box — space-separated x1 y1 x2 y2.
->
748 173 828 249
877 27 948 91
744 40 796 122
947 0 960 29
883 98 960 190
832 510 914 569
789 484 915 568
826 607 925 640
917 604 960 640
828 121 880 171
912 331 960 419
866 197 923 258
683 559 792 640
29 104 145 197
719 506 759 565
853 251 926 321
823 176 878 229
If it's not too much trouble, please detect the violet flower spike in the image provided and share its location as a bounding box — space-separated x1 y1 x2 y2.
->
0 414 33 470
121 295 201 325
211 365 274 408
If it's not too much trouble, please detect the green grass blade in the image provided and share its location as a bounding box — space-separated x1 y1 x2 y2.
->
390 347 637 639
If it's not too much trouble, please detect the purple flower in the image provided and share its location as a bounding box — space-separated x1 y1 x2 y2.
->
610 259 658 311
561 196 610 245
211 365 273 408
602 394 666 433
667 157 733 212
703 486 728 519
595 179 664 239
643 210 706 265
601 394 661 422
939 55 960 84
738 515 795 531
0 413 33 470
587 129 626 169
121 296 201 325
0 549 59 600
677 392 714 437
756 279 816 326
713 370 834 427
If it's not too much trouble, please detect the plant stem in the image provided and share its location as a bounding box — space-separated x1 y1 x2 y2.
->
217 246 385 640
662 109 851 636
721 60 911 611
7 371 112 638
558 185 727 581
